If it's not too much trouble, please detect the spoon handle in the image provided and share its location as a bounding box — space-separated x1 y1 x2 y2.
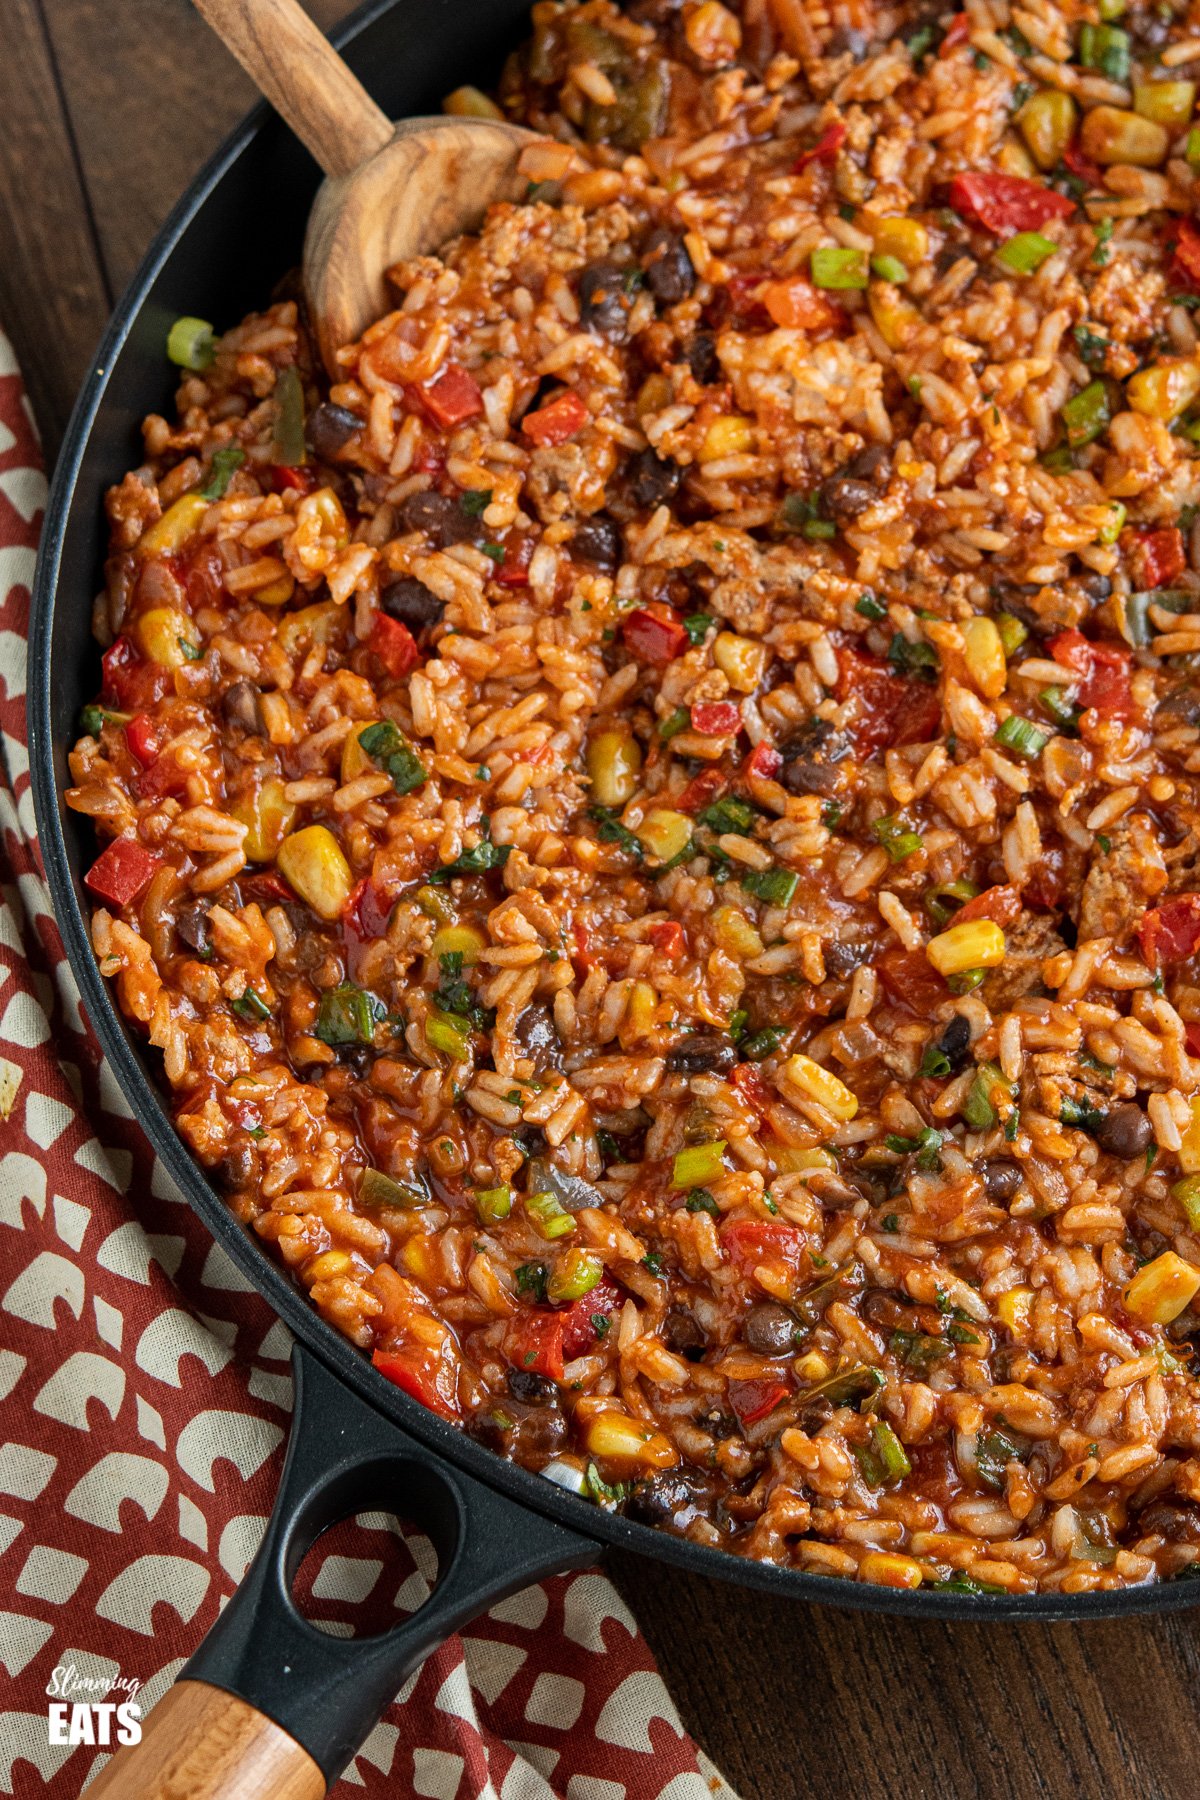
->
191 0 393 179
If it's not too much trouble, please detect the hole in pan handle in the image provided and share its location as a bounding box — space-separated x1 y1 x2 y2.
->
87 1339 600 1799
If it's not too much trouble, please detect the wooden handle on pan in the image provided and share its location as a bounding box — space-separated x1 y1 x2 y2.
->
190 0 392 177
86 1680 325 1800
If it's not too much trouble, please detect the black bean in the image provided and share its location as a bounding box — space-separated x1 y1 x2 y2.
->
572 514 624 569
662 1306 707 1359
579 260 639 342
844 445 890 482
744 1303 799 1356
397 489 482 548
623 1469 714 1529
175 901 212 958
982 1159 1023 1202
306 402 361 460
1127 9 1170 48
824 940 872 978
507 1367 555 1403
1135 1501 1200 1543
515 1001 565 1074
629 448 682 509
642 227 696 304
778 716 851 797
1158 682 1200 725
221 679 263 734
335 1044 374 1077
380 576 446 634
684 335 718 389
1094 1103 1153 1159
467 1398 567 1464
666 1033 737 1074
1077 573 1112 602
216 1144 256 1188
936 1012 972 1070
819 475 876 521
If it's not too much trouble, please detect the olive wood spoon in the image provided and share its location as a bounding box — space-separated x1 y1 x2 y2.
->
191 0 537 373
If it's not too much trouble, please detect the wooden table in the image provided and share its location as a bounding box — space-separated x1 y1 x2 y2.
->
5 3 1199 1793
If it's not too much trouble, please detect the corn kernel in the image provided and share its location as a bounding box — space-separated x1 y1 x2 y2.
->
636 372 673 418
636 808 693 862
775 1146 838 1175
1080 104 1170 167
712 905 765 960
1179 1096 1200 1174
442 84 505 119
793 1352 831 1383
867 214 929 270
401 1235 443 1285
340 724 376 784
277 825 353 920
135 606 202 670
996 1286 1033 1334
867 282 921 351
1017 88 1078 170
587 727 643 808
1133 80 1196 129
255 573 295 607
585 1410 679 1469
278 600 342 657
713 630 769 692
305 1249 353 1282
926 919 1006 977
431 924 487 965
232 776 296 864
1124 1251 1200 1324
997 137 1038 178
138 492 208 558
684 0 742 63
780 1054 859 1121
306 486 348 544
859 1551 924 1590
1126 358 1200 422
622 979 659 1045
700 415 753 462
962 616 1007 700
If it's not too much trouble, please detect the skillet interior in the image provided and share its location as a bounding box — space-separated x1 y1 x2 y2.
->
28 0 1200 1623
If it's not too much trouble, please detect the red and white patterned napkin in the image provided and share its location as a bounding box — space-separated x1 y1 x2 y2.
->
0 330 737 1800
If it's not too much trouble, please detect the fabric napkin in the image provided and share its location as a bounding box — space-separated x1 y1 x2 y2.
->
0 328 737 1800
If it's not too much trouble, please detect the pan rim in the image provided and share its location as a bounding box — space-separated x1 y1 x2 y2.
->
26 0 1200 1625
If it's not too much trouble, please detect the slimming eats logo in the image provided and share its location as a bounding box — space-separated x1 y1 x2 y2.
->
45 1664 143 1747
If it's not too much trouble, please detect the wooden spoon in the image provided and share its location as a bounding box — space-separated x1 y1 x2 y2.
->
192 0 537 374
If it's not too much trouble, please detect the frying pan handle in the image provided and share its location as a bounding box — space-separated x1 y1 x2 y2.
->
88 1340 600 1797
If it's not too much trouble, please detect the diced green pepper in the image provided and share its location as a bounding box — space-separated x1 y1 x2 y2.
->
741 867 799 906
811 247 869 290
671 1141 727 1189
272 365 307 466
426 1008 472 1059
1079 21 1129 81
997 231 1058 274
361 1168 428 1209
475 1184 512 1223
871 813 924 862
994 714 1049 758
1061 379 1112 449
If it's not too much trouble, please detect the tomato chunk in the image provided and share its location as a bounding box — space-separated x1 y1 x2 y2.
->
102 637 169 712
266 463 318 494
728 1376 791 1427
760 277 840 331
793 122 846 172
691 701 741 736
125 714 160 768
494 532 535 587
677 768 726 813
412 364 484 430
561 1278 622 1359
948 171 1075 234
744 742 782 781
1169 217 1200 293
1047 628 1132 719
836 647 941 753
1063 138 1105 188
522 390 590 447
1125 525 1186 591
954 884 1022 928
622 605 688 664
372 1340 461 1420
877 947 949 1016
84 837 162 907
1139 895 1200 968
369 612 420 678
504 1310 566 1382
721 1219 806 1280
342 875 393 943
730 1062 771 1117
648 920 687 959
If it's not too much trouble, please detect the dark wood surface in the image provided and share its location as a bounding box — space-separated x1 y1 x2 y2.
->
2 3 1195 1794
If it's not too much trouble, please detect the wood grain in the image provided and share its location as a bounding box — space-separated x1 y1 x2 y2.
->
7 4 1200 1795
86 1680 324 1800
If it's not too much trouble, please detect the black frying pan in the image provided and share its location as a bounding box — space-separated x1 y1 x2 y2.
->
28 1 1200 1792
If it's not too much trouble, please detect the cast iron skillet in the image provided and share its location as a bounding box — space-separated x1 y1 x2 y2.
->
29 0 1200 1790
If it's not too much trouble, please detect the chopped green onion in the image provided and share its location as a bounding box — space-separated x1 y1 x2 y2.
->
1073 323 1109 367
854 1418 913 1489
80 703 130 736
915 1126 944 1171
589 805 645 858
515 1261 548 1300
475 1184 512 1223
683 612 715 645
924 877 979 927
886 633 939 680
803 1364 885 1407
1039 685 1083 735
885 1133 917 1154
526 1189 576 1240
963 1060 1013 1131
741 1026 788 1061
357 721 428 795
1040 444 1076 474
997 231 1058 275
870 254 909 284
995 612 1028 656
361 1168 427 1209
1079 21 1129 81
741 867 799 906
811 246 869 291
1062 378 1112 449
199 445 245 501
547 1248 603 1301
728 1009 749 1044
314 980 385 1047
684 1188 720 1216
230 986 271 1022
699 796 758 836
947 969 987 996
426 1008 472 1059
167 316 216 371
671 1140 727 1189
920 1044 952 1079
871 813 924 862
994 714 1050 759
659 706 690 740
856 593 888 621
459 487 493 516
272 365 307 466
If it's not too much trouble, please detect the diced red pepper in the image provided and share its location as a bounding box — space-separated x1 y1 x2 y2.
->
342 875 393 943
677 768 726 813
744 742 783 782
369 612 420 679
412 364 484 431
793 121 846 172
372 1340 461 1420
938 12 971 53
691 701 741 736
1169 218 1200 293
836 647 941 754
101 637 169 712
571 920 602 974
136 754 190 802
266 464 318 494
721 1219 807 1281
622 605 688 665
1124 525 1186 591
648 920 687 959
1047 628 1133 719
1063 138 1105 189
877 947 949 1017
124 714 160 768
504 1311 566 1382
730 1062 771 1117
494 533 535 587
760 277 841 331
948 171 1075 235
242 870 297 907
84 837 162 907
1139 895 1200 968
728 1376 791 1427
954 883 1022 928
561 1278 622 1359
522 390 590 447
1186 1021 1200 1059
